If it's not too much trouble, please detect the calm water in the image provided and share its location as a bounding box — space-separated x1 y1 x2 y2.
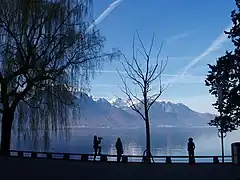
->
11 126 240 159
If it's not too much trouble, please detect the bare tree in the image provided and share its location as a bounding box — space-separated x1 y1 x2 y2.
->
118 32 167 163
0 0 115 155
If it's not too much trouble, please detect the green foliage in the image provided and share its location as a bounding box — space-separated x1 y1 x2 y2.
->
205 0 240 132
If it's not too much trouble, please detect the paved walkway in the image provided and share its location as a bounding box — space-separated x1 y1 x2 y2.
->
0 157 240 180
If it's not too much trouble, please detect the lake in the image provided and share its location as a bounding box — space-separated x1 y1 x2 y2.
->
11 126 240 160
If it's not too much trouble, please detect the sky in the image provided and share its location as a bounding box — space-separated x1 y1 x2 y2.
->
88 0 236 114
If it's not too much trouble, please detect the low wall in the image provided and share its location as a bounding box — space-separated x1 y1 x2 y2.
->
0 157 240 180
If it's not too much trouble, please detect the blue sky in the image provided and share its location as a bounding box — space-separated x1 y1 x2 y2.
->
88 0 235 114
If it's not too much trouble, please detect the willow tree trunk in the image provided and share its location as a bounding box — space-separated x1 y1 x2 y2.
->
1 108 14 156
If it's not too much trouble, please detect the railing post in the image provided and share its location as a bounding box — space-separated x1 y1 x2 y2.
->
166 156 172 164
46 153 52 159
213 156 219 164
100 155 108 162
63 153 70 160
2 150 11 157
122 156 128 163
81 154 88 161
31 152 37 158
18 151 24 158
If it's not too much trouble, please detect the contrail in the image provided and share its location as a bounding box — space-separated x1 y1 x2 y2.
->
166 24 232 85
86 0 123 33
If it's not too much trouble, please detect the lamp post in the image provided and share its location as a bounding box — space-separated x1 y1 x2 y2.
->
217 84 227 163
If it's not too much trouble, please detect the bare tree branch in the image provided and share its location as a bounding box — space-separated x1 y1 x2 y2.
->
117 71 146 121
132 34 145 79
148 32 155 57
118 32 168 163
136 31 148 59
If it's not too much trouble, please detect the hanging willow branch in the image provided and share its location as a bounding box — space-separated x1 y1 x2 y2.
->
0 0 116 151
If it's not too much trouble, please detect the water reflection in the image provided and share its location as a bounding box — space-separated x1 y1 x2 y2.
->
10 127 240 156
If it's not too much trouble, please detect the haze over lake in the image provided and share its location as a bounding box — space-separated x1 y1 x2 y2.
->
11 126 240 157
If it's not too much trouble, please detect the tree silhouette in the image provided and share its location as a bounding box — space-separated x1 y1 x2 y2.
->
118 32 167 163
205 0 240 133
0 0 114 155
205 1 240 162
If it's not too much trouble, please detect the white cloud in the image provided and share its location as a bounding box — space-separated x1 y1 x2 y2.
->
95 70 206 84
100 70 203 77
166 32 190 43
162 74 205 85
166 24 232 85
91 74 205 90
167 56 195 60
86 0 123 32
98 70 126 74
91 84 118 87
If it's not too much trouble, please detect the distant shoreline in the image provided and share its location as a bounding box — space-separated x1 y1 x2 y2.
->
68 125 215 129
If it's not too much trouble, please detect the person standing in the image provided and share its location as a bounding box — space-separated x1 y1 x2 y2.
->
187 137 195 164
115 137 123 163
93 135 102 161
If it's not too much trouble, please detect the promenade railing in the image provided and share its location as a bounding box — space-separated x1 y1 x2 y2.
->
4 150 232 163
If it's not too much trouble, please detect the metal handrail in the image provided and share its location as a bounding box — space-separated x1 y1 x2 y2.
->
9 150 232 158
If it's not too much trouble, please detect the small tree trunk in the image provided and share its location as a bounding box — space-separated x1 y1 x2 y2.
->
143 89 151 164
145 118 151 164
1 109 14 156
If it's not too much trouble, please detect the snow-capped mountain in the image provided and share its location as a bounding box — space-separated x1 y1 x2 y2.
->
74 95 140 128
72 93 215 128
147 101 214 126
109 98 129 109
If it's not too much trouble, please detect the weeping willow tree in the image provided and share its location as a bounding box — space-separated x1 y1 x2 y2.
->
0 0 114 155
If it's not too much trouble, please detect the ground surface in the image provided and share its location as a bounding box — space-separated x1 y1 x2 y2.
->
0 157 240 180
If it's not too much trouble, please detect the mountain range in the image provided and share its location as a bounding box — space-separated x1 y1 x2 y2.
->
73 93 215 128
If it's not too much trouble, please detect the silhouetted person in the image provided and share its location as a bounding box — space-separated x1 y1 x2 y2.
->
188 137 195 164
93 135 102 161
115 137 123 162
